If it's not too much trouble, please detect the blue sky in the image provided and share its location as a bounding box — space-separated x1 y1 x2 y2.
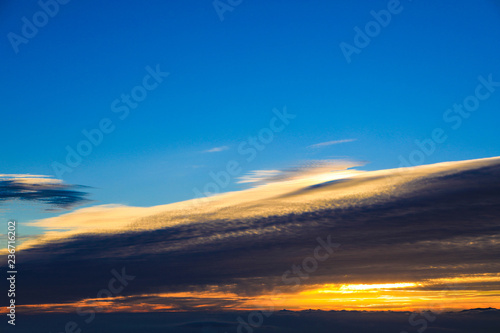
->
1 0 500 227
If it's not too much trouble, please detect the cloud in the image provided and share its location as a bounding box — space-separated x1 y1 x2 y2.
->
237 159 362 185
307 139 357 149
236 170 282 184
0 174 90 209
203 146 230 153
5 157 500 310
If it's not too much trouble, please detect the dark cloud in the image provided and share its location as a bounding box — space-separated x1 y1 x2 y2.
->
5 158 500 306
0 176 90 209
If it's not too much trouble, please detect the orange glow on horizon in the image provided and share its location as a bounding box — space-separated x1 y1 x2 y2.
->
6 275 500 315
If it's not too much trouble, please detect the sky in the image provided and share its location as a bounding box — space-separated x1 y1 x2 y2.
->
1 0 500 330
1 0 500 218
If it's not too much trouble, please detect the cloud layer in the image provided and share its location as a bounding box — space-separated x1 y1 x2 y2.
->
5 157 500 311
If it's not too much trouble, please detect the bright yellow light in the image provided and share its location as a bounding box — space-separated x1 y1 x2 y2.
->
302 282 418 294
339 283 418 291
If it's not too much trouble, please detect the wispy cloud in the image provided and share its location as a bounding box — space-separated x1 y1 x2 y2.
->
203 146 230 153
307 139 357 149
236 170 282 184
237 160 362 185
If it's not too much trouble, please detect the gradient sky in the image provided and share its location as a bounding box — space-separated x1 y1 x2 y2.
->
2 0 500 218
1 1 500 327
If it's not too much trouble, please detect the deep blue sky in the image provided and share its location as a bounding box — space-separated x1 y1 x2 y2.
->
1 0 500 224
